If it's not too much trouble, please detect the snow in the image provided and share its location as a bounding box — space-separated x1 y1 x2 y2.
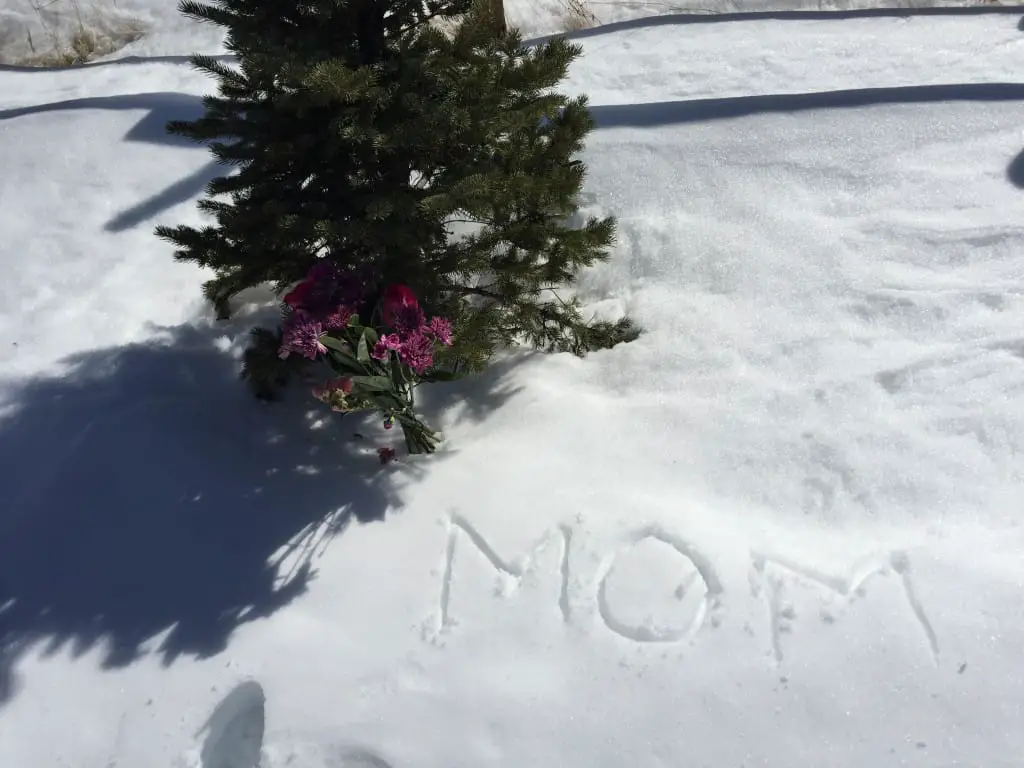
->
3 4 1024 767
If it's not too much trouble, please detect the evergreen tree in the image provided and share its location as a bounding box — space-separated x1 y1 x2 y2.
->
157 0 638 405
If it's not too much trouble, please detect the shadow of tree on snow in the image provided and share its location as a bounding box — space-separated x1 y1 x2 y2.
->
0 308 520 707
0 54 234 74
0 91 218 233
526 5 1024 47
589 83 1024 129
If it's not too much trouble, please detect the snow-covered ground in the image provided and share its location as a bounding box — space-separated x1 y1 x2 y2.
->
3 5 1024 768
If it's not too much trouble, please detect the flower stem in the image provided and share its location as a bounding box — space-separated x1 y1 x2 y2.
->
396 411 440 454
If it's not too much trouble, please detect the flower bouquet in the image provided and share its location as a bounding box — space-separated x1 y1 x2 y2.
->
277 261 456 458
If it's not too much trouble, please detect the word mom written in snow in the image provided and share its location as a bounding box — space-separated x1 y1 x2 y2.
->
433 514 940 662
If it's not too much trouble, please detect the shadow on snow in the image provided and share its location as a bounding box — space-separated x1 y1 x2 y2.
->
0 54 234 74
0 91 204 144
588 83 1024 128
526 5 1024 47
0 307 522 708
105 161 222 233
0 91 218 233
1006 145 1024 189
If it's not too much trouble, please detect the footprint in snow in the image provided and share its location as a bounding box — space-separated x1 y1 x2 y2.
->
191 680 266 768
180 679 394 768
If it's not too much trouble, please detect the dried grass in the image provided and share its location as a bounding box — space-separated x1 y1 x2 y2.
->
2 0 146 67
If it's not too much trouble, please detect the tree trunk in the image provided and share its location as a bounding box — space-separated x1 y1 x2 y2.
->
484 0 506 36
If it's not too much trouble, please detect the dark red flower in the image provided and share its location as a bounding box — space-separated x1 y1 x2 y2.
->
381 284 419 328
283 280 313 309
377 447 397 465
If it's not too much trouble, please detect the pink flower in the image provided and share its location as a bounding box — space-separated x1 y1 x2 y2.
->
397 330 436 374
426 316 453 346
371 333 402 361
381 284 419 328
323 306 354 331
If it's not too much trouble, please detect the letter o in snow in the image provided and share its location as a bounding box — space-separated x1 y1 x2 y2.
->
597 530 715 644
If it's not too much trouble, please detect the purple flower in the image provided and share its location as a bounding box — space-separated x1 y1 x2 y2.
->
279 311 327 360
332 268 372 311
425 316 453 346
306 261 338 285
294 261 370 318
397 330 435 374
390 303 426 335
371 333 402 361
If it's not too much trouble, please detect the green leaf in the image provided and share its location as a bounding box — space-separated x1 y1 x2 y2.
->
349 374 394 391
356 327 380 364
329 348 363 372
321 335 350 354
391 357 408 391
